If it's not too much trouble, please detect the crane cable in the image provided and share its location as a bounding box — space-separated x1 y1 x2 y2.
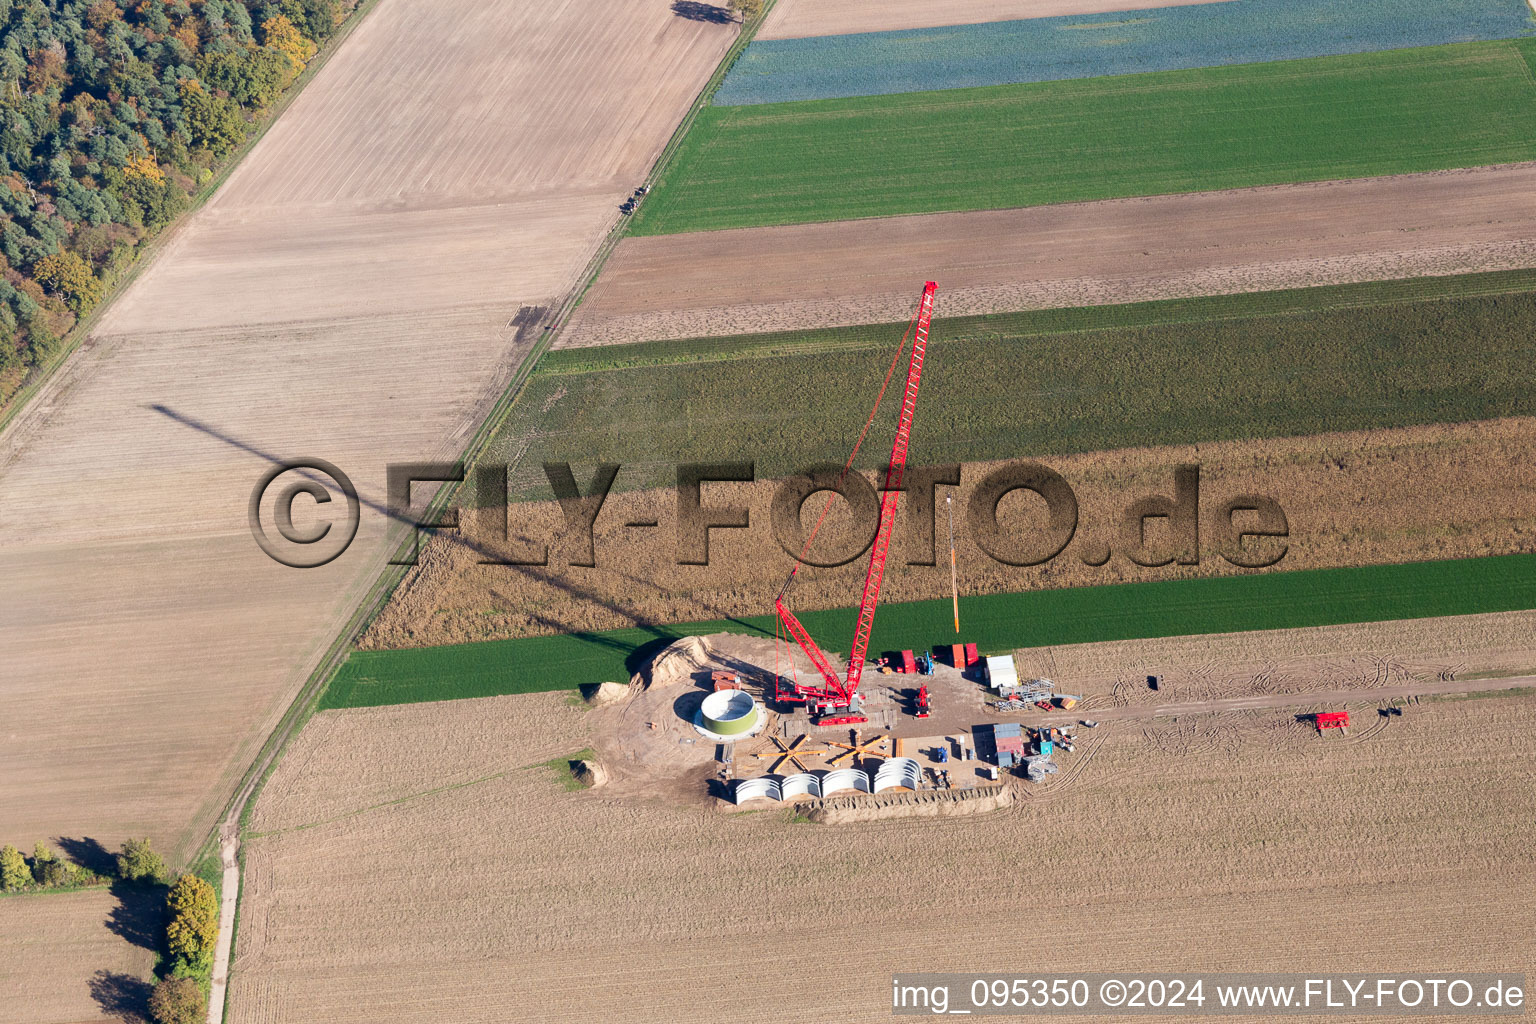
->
776 299 923 602
772 295 924 698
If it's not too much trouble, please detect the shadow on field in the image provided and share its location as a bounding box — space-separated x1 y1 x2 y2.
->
671 1 733 23
106 879 165 952
57 835 116 875
158 402 693 661
56 837 166 955
88 969 152 1022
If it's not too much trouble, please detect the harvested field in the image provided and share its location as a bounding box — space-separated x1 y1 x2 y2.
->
1031 611 1536 707
227 685 1536 1023
720 0 1536 105
629 40 1536 235
570 162 1536 345
758 0 1234 40
0 889 158 1024
357 417 1536 655
0 0 735 874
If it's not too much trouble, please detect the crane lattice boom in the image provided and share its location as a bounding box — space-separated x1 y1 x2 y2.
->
773 281 937 714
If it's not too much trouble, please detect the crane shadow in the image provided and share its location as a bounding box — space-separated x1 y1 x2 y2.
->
150 403 745 683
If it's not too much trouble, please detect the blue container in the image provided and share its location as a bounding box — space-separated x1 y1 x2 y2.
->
995 723 1022 737
937 746 950 763
997 750 1016 768
1039 738 1054 756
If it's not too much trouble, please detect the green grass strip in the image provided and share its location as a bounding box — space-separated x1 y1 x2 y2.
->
487 270 1536 501
629 39 1536 235
320 552 1536 709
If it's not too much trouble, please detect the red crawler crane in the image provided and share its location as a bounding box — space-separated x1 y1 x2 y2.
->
773 281 937 722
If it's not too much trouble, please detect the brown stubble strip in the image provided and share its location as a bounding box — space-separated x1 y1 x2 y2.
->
560 163 1536 350
361 416 1536 651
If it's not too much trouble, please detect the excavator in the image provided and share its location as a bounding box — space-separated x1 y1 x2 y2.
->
772 281 937 725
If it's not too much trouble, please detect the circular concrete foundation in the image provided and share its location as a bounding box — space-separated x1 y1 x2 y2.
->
700 689 760 736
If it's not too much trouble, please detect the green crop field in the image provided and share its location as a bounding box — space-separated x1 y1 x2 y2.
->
321 553 1536 709
629 39 1536 234
481 269 1536 502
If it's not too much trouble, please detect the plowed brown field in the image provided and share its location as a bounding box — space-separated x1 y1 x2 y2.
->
226 682 1536 1023
0 0 734 872
0 890 157 1024
561 163 1536 349
362 417 1536 650
758 0 1234 40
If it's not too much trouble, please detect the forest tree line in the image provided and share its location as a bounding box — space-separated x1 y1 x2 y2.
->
0 0 358 405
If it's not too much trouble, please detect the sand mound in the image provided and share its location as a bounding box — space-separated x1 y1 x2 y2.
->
581 681 632 706
635 635 720 689
573 759 608 788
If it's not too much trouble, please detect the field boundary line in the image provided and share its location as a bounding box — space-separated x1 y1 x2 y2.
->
244 752 579 840
623 40 1536 237
545 261 1536 368
538 270 1536 375
0 0 390 441
320 552 1536 710
601 3 773 240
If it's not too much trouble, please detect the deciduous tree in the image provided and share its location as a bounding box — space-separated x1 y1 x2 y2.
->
122 154 165 182
0 845 30 890
30 841 67 886
165 874 219 973
33 250 103 312
181 82 248 157
729 0 764 22
148 975 204 1024
260 14 316 75
25 42 68 94
116 837 167 883
198 46 287 108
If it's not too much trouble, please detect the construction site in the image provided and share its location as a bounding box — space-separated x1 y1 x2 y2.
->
576 281 1372 819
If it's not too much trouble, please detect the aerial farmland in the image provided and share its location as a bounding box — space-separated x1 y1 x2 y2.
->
2 0 1535 1021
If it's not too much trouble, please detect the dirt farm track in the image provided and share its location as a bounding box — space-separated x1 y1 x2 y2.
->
0 0 733 873
562 162 1536 348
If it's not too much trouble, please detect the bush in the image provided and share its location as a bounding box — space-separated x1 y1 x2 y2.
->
148 976 204 1024
116 837 167 883
30 843 66 887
